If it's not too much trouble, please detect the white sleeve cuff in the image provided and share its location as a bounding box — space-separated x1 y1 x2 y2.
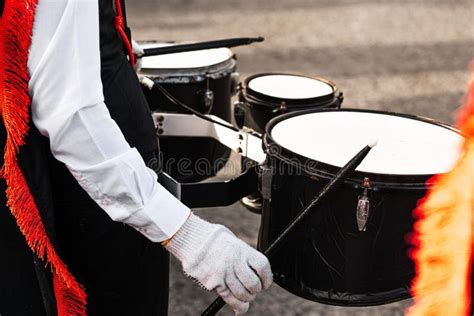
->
125 184 191 242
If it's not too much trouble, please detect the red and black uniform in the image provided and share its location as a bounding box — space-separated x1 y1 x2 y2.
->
0 1 169 315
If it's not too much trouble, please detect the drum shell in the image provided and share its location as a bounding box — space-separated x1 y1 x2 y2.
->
142 71 234 183
239 74 343 206
254 108 462 306
239 74 343 134
242 96 342 134
258 158 419 306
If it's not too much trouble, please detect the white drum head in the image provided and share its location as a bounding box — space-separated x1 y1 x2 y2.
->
270 111 463 175
140 42 234 69
248 74 334 99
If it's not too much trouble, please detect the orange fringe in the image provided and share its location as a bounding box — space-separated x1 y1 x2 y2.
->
408 72 474 315
0 1 86 315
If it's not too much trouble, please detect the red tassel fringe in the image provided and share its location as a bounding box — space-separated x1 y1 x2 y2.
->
0 1 87 315
408 71 474 315
114 0 135 66
456 63 474 139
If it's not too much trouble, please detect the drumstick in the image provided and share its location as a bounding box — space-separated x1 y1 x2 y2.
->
201 139 378 316
140 37 264 57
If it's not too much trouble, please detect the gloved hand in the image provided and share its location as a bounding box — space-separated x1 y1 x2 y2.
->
165 213 273 314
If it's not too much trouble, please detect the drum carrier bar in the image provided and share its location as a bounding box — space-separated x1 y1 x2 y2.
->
152 112 267 208
152 112 266 163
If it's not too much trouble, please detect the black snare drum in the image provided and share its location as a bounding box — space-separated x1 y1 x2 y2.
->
139 42 238 182
236 73 343 134
258 109 463 306
239 74 343 213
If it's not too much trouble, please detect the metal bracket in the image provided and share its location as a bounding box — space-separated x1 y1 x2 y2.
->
158 168 259 208
152 112 266 163
259 164 273 201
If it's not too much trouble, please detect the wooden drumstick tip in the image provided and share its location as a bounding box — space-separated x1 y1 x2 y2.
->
368 138 378 148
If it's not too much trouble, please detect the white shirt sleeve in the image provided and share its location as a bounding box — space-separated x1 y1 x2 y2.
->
28 0 190 242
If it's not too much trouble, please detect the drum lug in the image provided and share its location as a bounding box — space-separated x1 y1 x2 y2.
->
271 101 287 114
356 177 371 231
237 82 245 102
201 89 214 114
259 164 273 201
230 72 240 96
233 101 246 129
200 75 214 114
279 101 288 114
337 92 344 108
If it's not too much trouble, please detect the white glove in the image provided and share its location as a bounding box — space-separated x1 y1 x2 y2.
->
165 214 273 314
131 39 144 57
131 39 143 71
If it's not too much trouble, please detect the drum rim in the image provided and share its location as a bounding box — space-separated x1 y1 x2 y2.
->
264 108 462 188
243 73 338 108
139 58 237 81
273 275 412 306
138 40 236 79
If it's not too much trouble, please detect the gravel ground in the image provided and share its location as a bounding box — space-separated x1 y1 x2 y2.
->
127 1 473 315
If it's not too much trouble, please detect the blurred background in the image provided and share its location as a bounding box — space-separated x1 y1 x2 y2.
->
127 1 473 315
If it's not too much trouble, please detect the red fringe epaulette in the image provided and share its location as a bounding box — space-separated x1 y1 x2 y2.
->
0 1 86 315
408 68 474 316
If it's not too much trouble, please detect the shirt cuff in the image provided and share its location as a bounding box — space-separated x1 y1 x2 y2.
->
124 184 192 242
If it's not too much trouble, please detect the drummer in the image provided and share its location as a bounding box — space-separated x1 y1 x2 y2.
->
0 0 272 315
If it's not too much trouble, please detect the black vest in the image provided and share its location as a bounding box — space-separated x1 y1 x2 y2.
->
0 1 168 315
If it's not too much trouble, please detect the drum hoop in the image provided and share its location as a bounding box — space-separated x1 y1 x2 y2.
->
264 108 463 188
244 73 338 107
139 58 236 83
243 93 340 112
272 276 412 306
